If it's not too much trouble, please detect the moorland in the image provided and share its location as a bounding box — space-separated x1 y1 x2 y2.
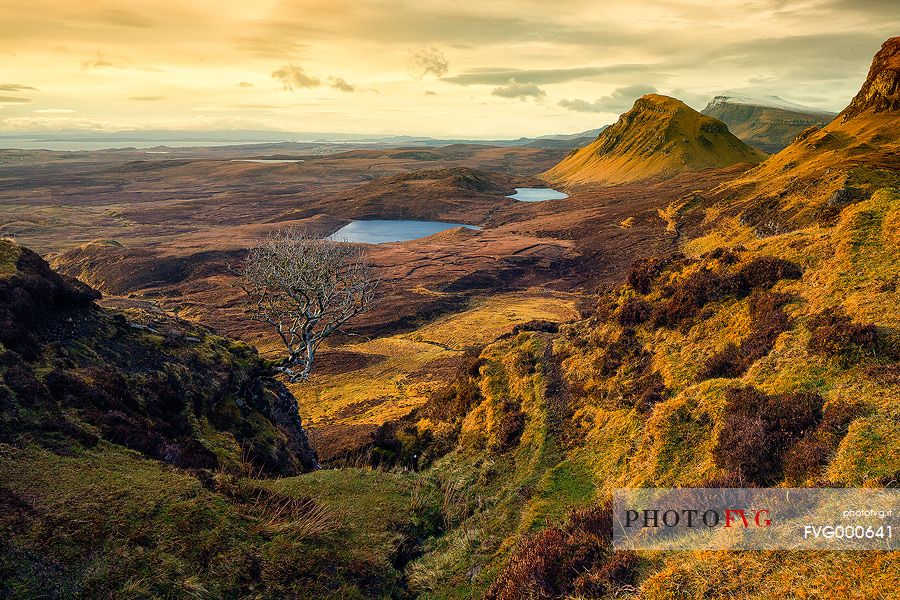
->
1 35 898 600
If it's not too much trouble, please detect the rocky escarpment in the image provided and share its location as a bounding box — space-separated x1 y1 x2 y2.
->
701 95 836 153
0 239 317 474
840 36 900 120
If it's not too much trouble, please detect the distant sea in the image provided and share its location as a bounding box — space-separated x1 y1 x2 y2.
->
0 139 284 151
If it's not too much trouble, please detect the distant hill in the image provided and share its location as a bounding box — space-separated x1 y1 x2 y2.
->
701 93 836 153
536 127 607 141
0 128 607 151
279 166 538 225
543 94 765 185
526 127 607 150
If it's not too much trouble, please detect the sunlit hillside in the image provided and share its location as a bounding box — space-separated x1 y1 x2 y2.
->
1 3 898 597
543 94 766 186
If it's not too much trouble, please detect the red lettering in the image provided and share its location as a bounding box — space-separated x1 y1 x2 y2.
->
724 509 749 528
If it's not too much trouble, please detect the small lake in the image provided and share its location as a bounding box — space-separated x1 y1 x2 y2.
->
328 220 480 244
506 187 568 202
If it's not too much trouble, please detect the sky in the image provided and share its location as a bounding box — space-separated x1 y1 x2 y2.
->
0 0 897 139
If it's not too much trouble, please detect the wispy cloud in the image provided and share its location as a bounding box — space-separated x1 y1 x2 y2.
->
0 96 31 103
234 35 308 58
411 47 449 78
272 64 321 90
100 8 155 29
34 108 75 113
0 83 37 92
444 65 658 86
329 77 357 92
80 54 127 70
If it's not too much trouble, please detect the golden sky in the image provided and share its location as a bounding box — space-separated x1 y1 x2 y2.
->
0 0 897 138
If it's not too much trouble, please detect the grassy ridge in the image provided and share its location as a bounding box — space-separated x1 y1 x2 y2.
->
391 188 899 597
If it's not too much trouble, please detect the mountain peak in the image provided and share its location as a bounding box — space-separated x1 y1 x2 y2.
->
542 94 765 185
840 36 900 120
634 93 690 109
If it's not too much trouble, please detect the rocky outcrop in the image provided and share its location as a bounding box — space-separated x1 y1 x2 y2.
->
0 239 317 474
840 36 900 120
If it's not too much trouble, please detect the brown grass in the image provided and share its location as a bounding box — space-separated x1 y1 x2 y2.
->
485 502 637 600
714 386 824 485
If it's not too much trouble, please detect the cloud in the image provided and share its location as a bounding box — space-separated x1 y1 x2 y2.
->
80 54 127 70
411 47 449 78
329 77 357 92
424 90 437 96
0 96 31 103
235 3 649 50
491 79 546 101
558 84 657 113
2 0 898 135
129 96 166 101
692 32 885 81
668 87 715 110
0 83 36 92
444 65 658 86
234 36 307 58
101 8 155 29
33 108 75 113
238 81 254 88
271 64 321 90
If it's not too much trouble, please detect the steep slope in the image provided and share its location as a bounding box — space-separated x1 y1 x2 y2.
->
543 94 765 186
376 188 900 595
367 37 900 599
717 36 900 237
0 239 445 597
0 239 316 474
701 94 836 153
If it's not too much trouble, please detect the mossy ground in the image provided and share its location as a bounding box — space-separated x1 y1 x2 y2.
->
397 188 899 598
0 443 429 599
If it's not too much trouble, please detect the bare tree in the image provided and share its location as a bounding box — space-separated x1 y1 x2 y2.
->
239 230 378 382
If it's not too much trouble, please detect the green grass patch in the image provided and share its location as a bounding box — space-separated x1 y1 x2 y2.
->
0 445 429 598
0 238 21 278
